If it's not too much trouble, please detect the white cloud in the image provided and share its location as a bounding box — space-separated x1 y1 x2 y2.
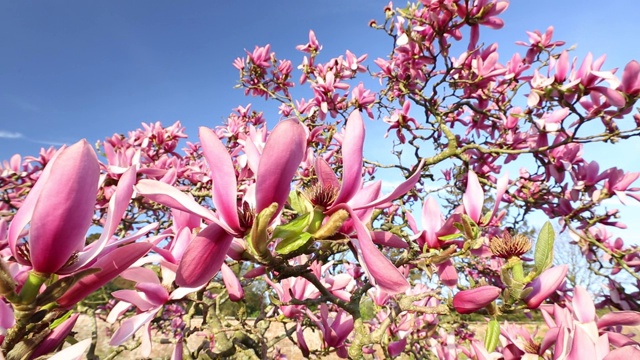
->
0 130 23 139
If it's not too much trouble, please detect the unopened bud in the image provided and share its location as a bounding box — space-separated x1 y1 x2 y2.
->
313 209 349 240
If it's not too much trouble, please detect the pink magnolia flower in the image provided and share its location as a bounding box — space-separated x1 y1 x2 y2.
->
296 30 322 54
456 0 509 50
7 140 99 274
306 304 354 358
107 266 193 357
452 285 502 314
311 110 425 294
516 26 566 64
136 118 307 288
524 264 568 309
539 286 640 359
7 140 147 278
617 60 640 97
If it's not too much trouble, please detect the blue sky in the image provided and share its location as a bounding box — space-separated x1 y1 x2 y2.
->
2 1 640 240
1 1 639 160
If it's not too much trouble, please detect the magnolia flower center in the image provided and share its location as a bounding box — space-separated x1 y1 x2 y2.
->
489 232 532 259
304 183 339 209
522 339 541 355
237 201 255 231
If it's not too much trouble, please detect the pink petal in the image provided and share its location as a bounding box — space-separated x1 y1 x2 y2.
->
315 157 340 189
136 282 170 306
333 110 365 206
0 300 14 329
136 180 218 223
255 119 307 214
57 242 153 308
604 346 640 359
221 263 244 301
422 196 444 247
48 339 92 360
7 146 61 265
121 267 161 285
388 338 407 357
199 127 241 232
31 314 80 359
593 86 626 107
341 205 409 294
112 289 156 311
462 170 484 223
453 286 501 314
352 159 425 210
176 223 234 288
30 140 100 273
438 260 458 287
371 231 408 248
524 265 568 309
620 60 640 93
572 286 596 323
109 310 158 346
567 325 596 360
597 311 640 329
489 172 509 221
68 166 138 272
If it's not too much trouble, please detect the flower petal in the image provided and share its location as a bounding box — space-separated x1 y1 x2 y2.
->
255 119 307 214
57 242 153 308
68 166 138 272
572 286 595 323
48 338 92 360
136 179 218 224
199 127 241 233
453 286 501 314
315 157 340 189
524 264 568 309
176 223 234 288
333 111 365 206
341 205 409 294
352 159 425 210
109 310 158 346
221 263 244 301
29 140 100 273
462 170 484 223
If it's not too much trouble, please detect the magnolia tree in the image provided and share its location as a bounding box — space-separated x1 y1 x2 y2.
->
2 0 640 359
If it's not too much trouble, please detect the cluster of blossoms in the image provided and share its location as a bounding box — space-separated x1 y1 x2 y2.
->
2 0 640 359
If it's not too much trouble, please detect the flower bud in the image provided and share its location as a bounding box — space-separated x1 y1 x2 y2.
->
453 286 502 314
524 264 568 309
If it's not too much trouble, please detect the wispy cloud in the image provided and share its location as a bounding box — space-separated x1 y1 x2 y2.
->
29 139 67 146
0 130 24 139
0 129 66 147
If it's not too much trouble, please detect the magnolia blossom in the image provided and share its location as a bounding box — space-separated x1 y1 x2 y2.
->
453 286 502 314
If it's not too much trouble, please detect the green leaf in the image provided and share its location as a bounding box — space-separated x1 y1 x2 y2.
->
50 311 74 329
272 213 312 240
288 190 312 215
249 203 279 260
534 221 555 275
275 233 313 255
484 318 500 352
438 233 463 241
307 209 325 234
